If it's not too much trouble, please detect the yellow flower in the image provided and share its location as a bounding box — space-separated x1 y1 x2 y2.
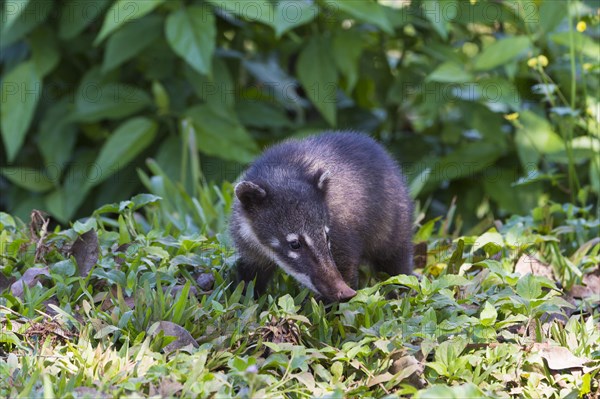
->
537 55 549 67
527 56 549 69
505 112 520 121
576 21 587 32
527 57 538 68
429 263 447 277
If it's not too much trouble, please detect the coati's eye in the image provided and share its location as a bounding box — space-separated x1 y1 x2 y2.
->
289 240 302 250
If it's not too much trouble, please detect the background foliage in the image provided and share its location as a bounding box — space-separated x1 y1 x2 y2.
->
1 180 598 397
1 1 599 396
0 0 598 227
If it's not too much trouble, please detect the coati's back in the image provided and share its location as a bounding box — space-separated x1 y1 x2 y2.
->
230 132 413 301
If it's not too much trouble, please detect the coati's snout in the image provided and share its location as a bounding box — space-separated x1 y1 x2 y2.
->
234 177 357 301
314 274 356 302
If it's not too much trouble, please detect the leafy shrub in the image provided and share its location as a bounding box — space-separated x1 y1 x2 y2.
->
1 187 598 397
0 0 598 225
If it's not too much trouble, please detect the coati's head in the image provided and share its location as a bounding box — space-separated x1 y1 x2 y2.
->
234 169 356 302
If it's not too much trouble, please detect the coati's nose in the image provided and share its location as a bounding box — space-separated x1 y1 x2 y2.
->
335 281 357 302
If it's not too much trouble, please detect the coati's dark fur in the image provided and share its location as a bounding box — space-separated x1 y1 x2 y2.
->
229 132 413 301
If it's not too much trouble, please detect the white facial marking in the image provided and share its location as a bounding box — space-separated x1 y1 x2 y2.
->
239 217 319 294
303 234 313 248
239 216 257 243
290 273 318 293
318 170 331 190
269 238 280 248
324 226 330 233
286 233 299 242
287 251 299 259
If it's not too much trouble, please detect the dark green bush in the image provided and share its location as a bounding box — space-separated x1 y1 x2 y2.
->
0 0 598 225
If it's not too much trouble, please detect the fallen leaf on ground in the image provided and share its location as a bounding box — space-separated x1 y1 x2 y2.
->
514 254 554 280
532 343 591 370
71 230 100 277
11 267 50 297
150 321 198 354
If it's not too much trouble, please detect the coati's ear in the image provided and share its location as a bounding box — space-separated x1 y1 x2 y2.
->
313 169 331 192
235 181 267 205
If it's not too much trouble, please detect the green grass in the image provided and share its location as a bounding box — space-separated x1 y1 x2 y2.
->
0 179 599 398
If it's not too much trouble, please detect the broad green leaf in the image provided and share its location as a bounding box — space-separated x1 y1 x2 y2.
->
1 61 42 162
45 150 97 222
434 275 470 290
59 0 109 39
152 80 170 115
414 216 439 242
0 167 55 193
184 104 259 163
95 0 164 44
73 218 97 234
479 301 498 326
89 117 158 189
332 29 364 92
50 259 76 277
273 0 318 38
422 0 458 40
416 383 485 398
472 231 504 254
235 100 292 129
435 336 468 366
409 168 431 199
184 58 234 110
29 26 60 77
297 36 338 126
477 77 521 110
382 274 420 291
2 0 30 32
425 362 448 377
278 294 296 314
326 0 394 34
73 81 150 123
516 273 542 300
427 61 473 83
130 194 162 210
206 0 273 25
483 168 537 214
538 1 567 36
37 100 77 170
165 6 216 76
102 15 163 73
474 36 530 71
515 110 565 169
0 0 51 48
551 31 600 59
591 158 600 194
425 142 505 187
422 308 437 333
243 58 305 109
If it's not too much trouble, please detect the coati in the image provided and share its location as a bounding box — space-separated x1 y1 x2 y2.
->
229 132 413 302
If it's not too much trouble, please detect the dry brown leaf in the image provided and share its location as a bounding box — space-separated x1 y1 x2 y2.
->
158 379 184 397
151 321 199 354
532 343 591 370
514 254 554 280
389 354 425 388
196 273 215 291
367 372 394 387
71 230 100 277
11 267 50 297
